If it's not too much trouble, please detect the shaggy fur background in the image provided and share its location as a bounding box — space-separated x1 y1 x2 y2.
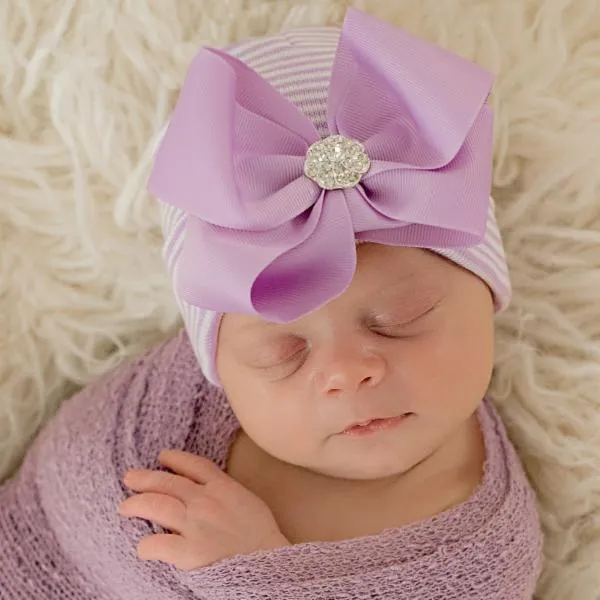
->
2 1 600 598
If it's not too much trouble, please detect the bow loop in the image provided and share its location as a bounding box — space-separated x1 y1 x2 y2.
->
148 48 320 231
330 9 494 168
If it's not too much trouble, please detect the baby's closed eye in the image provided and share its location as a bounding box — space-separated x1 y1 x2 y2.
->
243 337 308 369
366 300 442 338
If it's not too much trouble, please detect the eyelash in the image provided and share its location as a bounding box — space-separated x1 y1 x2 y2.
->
257 347 308 373
369 303 440 337
370 323 427 340
278 347 308 365
371 328 411 339
258 359 305 382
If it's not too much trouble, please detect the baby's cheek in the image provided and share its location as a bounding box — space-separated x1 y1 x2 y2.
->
398 336 454 401
435 322 493 409
399 325 491 413
234 391 314 460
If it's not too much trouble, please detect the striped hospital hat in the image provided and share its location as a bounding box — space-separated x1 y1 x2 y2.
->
149 9 511 385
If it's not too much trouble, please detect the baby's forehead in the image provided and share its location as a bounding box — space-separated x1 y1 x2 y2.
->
353 245 456 290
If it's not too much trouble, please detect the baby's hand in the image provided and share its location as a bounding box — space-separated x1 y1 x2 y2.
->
118 449 290 570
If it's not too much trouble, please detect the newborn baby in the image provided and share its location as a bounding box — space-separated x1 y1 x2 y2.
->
120 244 493 563
221 244 493 543
0 8 543 600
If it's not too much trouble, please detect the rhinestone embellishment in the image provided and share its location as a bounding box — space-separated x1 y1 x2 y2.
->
304 135 371 190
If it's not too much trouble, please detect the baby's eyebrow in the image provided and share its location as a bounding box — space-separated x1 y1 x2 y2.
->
237 318 280 333
371 275 443 301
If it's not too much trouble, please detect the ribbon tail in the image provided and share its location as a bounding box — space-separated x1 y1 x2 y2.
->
176 192 355 322
252 189 356 322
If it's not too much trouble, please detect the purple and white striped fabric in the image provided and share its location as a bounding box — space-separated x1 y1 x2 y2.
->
156 24 511 385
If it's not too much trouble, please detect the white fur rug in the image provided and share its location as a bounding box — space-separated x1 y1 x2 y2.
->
2 1 600 598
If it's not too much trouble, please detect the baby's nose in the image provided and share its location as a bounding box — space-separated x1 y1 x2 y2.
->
316 345 386 397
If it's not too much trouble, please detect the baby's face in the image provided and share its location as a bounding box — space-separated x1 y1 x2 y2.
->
217 245 495 480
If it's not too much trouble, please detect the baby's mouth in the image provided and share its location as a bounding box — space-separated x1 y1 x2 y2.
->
340 413 413 436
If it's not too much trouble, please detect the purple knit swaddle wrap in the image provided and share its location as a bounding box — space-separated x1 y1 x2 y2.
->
0 331 542 599
149 9 511 385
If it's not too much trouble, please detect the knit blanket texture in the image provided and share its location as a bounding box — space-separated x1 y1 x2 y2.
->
0 331 542 599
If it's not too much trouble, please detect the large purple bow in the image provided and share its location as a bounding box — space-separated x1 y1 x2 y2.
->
148 8 494 322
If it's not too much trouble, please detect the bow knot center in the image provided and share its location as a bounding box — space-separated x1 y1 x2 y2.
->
304 134 371 190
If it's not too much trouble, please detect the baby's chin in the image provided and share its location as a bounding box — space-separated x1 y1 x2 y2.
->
309 447 432 482
312 421 437 481
262 438 427 482
302 442 434 482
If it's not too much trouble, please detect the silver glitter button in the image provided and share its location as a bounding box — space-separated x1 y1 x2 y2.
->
304 135 371 190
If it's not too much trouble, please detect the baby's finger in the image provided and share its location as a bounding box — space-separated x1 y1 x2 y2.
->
158 450 229 486
119 492 186 534
123 469 197 502
136 534 206 571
